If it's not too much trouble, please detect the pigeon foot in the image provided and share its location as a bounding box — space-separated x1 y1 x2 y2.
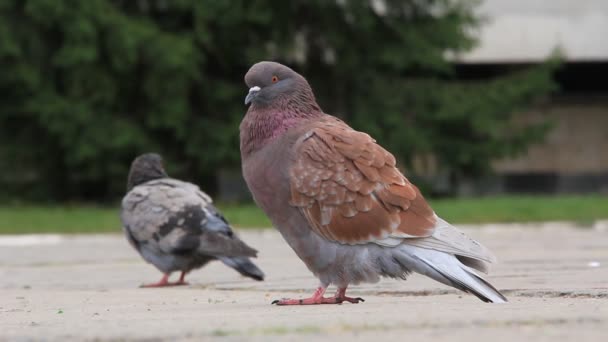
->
272 286 364 305
140 273 189 288
140 281 189 288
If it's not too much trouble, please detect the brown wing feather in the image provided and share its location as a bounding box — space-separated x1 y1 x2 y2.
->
289 119 436 244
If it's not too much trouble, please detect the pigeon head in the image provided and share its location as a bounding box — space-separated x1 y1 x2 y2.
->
127 153 169 190
240 62 324 156
244 61 318 111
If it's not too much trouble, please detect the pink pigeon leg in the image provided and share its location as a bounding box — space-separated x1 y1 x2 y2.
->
174 271 189 285
272 286 364 305
140 273 172 288
140 273 189 288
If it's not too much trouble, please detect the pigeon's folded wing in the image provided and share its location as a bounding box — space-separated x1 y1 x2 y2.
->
289 119 436 245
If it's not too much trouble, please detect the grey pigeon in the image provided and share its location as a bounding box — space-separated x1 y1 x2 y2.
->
120 153 264 287
240 61 506 304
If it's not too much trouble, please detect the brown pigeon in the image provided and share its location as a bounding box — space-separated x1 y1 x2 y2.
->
239 61 506 305
121 153 264 287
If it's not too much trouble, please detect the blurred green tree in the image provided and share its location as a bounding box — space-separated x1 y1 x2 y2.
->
0 0 555 201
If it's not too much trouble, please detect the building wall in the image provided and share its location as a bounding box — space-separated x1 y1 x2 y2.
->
487 96 608 194
455 0 608 194
457 0 608 63
494 98 608 174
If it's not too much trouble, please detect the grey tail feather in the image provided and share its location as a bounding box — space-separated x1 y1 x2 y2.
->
395 246 507 303
419 257 507 303
219 256 265 281
468 272 508 303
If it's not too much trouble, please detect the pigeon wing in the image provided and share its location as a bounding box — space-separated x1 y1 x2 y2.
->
289 119 436 245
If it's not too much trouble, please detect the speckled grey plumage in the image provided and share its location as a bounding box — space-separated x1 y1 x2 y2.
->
121 155 264 282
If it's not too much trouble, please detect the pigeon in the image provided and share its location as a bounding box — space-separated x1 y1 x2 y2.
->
239 61 507 304
120 153 264 287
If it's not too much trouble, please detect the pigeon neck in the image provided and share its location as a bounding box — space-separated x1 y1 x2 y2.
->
240 103 323 157
127 168 168 191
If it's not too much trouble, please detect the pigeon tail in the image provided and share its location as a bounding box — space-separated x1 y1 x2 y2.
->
219 256 265 281
395 245 507 303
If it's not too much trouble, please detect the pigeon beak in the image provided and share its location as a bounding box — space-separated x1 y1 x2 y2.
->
245 86 261 105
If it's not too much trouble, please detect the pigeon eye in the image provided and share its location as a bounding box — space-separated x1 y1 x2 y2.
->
271 76 279 83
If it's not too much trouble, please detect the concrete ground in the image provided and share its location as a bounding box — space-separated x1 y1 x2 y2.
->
1 222 607 341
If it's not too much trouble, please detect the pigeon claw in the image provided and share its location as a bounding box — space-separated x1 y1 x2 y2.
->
271 287 365 305
271 296 365 305
342 296 365 304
